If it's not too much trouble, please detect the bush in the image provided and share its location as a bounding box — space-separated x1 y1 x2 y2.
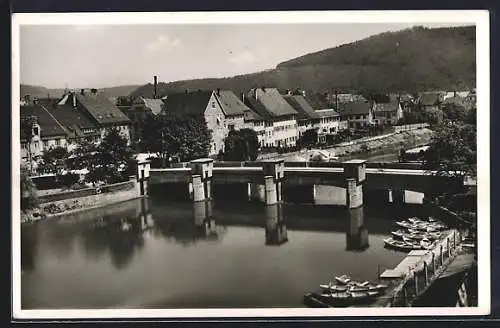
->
57 173 80 188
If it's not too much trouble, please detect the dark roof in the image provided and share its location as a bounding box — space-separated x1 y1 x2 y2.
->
245 88 298 118
418 93 443 106
303 93 332 110
74 92 130 125
314 109 340 118
375 100 400 112
36 98 98 138
215 90 249 116
243 108 264 121
163 90 213 116
20 104 67 139
283 95 316 120
338 101 373 116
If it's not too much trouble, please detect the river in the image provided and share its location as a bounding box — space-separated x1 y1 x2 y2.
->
21 194 427 309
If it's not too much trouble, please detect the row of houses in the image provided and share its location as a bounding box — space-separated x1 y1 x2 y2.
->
20 89 131 166
20 79 476 165
124 85 406 156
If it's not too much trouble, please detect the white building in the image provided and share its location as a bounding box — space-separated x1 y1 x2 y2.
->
244 88 299 148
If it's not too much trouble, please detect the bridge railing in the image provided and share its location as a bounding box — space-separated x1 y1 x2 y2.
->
385 230 462 307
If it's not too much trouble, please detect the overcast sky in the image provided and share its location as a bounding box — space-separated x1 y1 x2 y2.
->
19 23 470 89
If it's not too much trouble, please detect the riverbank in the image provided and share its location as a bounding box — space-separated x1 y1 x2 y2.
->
259 128 434 162
21 178 143 224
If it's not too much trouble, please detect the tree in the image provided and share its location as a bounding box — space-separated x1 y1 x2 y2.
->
20 164 38 211
299 128 318 148
141 114 211 163
41 146 69 174
424 121 476 177
442 102 468 121
223 128 259 161
91 128 135 184
422 107 445 126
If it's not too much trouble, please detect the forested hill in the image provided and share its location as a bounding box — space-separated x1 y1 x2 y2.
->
130 25 475 98
20 84 142 99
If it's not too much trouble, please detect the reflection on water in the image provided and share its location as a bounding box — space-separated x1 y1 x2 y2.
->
346 207 369 251
265 204 288 246
21 197 419 309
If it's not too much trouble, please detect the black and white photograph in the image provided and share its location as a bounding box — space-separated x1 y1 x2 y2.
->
12 10 489 318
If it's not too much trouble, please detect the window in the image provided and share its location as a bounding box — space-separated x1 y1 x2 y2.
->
212 102 216 108
55 139 60 147
33 127 39 136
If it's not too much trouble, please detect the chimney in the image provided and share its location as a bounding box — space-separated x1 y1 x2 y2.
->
216 88 220 96
335 90 339 110
154 76 158 99
80 89 85 95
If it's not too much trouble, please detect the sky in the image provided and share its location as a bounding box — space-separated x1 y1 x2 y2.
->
19 22 472 89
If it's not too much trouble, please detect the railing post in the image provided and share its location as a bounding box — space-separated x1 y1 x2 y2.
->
446 237 451 258
414 270 419 295
440 245 444 265
403 286 408 306
424 261 428 285
432 252 436 273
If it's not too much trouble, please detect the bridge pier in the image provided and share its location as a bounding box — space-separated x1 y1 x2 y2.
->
189 158 213 202
343 160 366 209
261 159 285 205
136 160 151 197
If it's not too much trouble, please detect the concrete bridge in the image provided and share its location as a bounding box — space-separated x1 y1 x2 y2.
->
137 158 465 209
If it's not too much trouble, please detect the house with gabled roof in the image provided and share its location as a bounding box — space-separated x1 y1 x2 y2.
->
163 89 251 156
373 96 403 126
338 101 374 130
418 92 444 112
244 87 299 148
20 102 69 164
56 89 131 144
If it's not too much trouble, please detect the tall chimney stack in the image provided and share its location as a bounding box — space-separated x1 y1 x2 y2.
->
154 76 158 99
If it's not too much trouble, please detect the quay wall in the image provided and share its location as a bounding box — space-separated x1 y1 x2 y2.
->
21 178 144 223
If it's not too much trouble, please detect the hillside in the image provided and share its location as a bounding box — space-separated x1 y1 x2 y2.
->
20 84 142 100
130 25 475 98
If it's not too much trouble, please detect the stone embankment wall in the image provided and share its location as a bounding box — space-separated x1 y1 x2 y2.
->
21 177 142 223
258 128 434 161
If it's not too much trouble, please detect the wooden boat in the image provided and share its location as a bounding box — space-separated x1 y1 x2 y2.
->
408 217 423 224
420 239 435 250
391 229 407 239
319 284 348 292
335 275 351 285
384 238 419 251
368 284 388 292
395 221 413 229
